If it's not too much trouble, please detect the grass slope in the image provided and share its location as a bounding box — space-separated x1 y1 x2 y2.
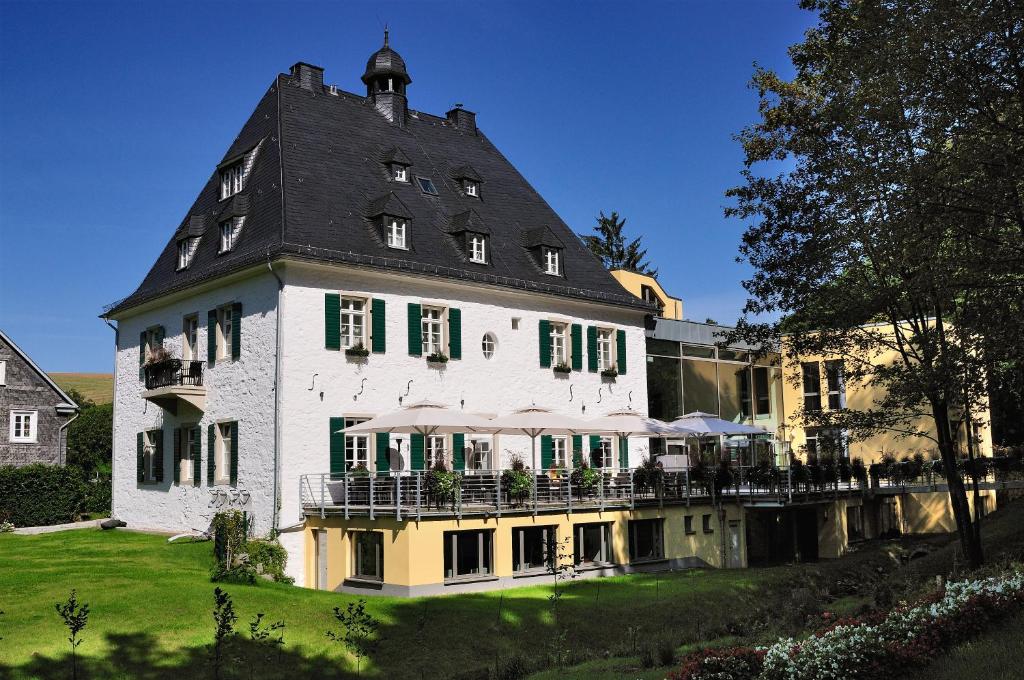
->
49 373 113 405
905 611 1024 680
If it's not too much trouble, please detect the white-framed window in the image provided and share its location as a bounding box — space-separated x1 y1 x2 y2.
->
825 360 845 410
802 362 821 412
352 531 384 581
344 417 370 470
386 217 407 249
469 437 492 470
426 434 447 469
469 234 487 263
217 305 233 360
464 180 479 197
543 247 560 275
143 326 163 363
597 436 614 468
597 328 614 370
552 435 569 469
182 315 198 361
177 240 190 270
0 360 6 386
340 298 366 349
142 429 158 482
179 427 196 483
9 410 37 443
481 333 496 359
216 422 233 484
392 164 408 182
219 220 235 253
549 322 568 365
219 161 243 200
422 306 445 356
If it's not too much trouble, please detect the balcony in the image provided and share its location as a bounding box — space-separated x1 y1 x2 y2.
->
142 359 206 414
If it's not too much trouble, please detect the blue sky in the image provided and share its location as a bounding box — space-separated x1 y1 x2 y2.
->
0 0 815 372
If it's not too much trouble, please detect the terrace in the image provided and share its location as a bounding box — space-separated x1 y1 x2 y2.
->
141 359 206 414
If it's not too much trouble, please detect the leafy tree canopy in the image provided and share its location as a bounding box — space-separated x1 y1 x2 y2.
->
579 211 657 276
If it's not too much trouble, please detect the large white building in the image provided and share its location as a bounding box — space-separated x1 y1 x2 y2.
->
104 37 653 585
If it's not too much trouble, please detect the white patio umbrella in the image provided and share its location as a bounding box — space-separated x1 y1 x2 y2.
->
486 406 606 471
670 411 768 436
342 400 497 436
586 409 698 468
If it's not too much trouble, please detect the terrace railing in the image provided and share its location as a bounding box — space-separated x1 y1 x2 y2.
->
143 359 204 390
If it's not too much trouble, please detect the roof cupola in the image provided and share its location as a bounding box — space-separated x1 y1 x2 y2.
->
361 29 411 126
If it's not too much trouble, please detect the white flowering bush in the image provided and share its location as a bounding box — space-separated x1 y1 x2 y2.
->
759 569 1024 680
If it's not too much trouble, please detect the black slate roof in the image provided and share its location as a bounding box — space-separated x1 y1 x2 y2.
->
105 63 651 316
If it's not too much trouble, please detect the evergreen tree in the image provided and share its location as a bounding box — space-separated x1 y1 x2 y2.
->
579 211 657 276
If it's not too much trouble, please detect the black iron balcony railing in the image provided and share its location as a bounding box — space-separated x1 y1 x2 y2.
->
144 359 204 390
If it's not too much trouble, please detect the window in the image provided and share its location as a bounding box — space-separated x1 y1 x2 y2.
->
805 427 846 458
481 333 496 359
216 422 232 484
641 284 664 313
142 430 158 482
552 436 569 469
801 362 822 412
143 326 163 363
219 220 236 253
386 217 407 249
549 322 568 365
340 298 366 349
702 514 714 534
754 367 771 417
179 427 196 483
444 530 493 580
0 360 6 386
629 519 664 562
597 328 614 370
353 531 384 581
176 239 197 270
825 360 845 410
595 436 614 468
464 180 479 197
9 410 37 443
469 234 487 263
469 437 491 470
392 164 408 182
542 247 560 275
182 315 198 361
513 526 555 573
684 515 695 535
345 418 370 470
426 434 447 469
574 523 611 566
416 177 438 195
219 161 244 200
511 317 520 330
217 305 234 360
421 306 444 356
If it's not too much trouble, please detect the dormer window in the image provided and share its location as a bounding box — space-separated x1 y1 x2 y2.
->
177 238 198 270
464 180 479 198
220 162 243 200
469 234 487 263
392 164 408 182
219 220 236 253
543 247 561 276
417 177 438 195
386 216 407 249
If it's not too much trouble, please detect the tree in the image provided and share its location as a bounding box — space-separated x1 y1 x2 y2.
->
579 211 657 276
326 599 379 677
67 402 113 474
211 587 237 680
726 0 1023 568
55 590 89 680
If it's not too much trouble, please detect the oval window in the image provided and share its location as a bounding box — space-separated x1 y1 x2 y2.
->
481 333 497 359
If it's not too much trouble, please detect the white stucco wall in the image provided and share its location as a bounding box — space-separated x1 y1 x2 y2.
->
111 271 279 536
276 262 650 584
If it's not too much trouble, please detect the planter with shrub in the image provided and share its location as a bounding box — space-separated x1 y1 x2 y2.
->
552 362 572 374
345 344 370 358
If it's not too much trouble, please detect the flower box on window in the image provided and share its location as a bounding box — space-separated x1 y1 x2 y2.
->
426 352 449 365
601 367 619 379
552 362 572 374
345 344 370 358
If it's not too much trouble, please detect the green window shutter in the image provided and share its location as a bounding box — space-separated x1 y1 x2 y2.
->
137 432 144 482
538 319 551 368
407 303 422 356
139 331 147 366
207 424 216 485
371 298 386 353
375 432 390 472
570 324 583 371
173 429 182 485
540 435 554 470
330 417 346 479
448 308 462 360
192 427 202 486
154 429 164 482
155 325 165 346
452 433 465 470
572 435 583 467
325 293 341 350
229 422 239 485
587 326 598 372
411 434 425 470
619 437 629 469
231 303 242 361
207 310 218 366
589 435 602 468
616 329 627 375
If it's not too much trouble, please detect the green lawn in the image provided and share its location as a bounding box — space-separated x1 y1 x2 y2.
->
49 373 113 405
0 530 778 680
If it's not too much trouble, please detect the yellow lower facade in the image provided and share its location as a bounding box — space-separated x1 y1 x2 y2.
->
304 504 747 596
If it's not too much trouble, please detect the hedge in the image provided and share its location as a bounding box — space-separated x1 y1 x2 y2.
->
0 464 88 527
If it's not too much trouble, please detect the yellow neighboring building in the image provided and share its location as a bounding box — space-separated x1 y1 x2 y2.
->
779 330 993 464
610 270 683 320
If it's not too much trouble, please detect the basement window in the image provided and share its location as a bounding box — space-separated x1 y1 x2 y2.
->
416 177 439 195
628 519 664 563
512 526 555 574
444 530 493 581
574 522 612 567
352 531 384 581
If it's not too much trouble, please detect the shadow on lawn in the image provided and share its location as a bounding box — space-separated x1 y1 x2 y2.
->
7 631 348 680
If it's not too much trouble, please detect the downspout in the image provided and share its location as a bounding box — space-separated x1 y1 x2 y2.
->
268 256 284 537
104 319 118 517
57 411 80 466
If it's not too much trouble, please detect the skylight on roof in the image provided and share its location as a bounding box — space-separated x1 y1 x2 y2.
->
416 177 438 195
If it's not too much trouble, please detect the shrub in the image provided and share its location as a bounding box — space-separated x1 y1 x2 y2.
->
496 654 531 680
82 475 112 515
0 464 87 527
245 540 294 584
426 461 460 510
633 456 665 493
210 511 254 583
667 647 764 680
569 462 599 496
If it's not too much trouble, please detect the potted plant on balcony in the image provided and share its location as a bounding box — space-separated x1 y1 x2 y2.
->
426 352 449 367
552 362 572 375
600 366 618 379
425 461 460 510
345 343 370 359
501 454 532 507
632 456 664 497
569 462 599 500
145 345 173 365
